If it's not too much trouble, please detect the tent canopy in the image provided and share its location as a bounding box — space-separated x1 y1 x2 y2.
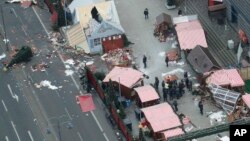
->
209 84 241 114
205 69 245 87
103 66 143 88
76 94 96 112
162 128 184 140
141 103 181 132
175 20 208 50
134 85 160 103
242 94 250 109
187 45 220 73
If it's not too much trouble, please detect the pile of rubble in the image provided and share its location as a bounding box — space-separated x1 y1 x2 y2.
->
101 48 132 70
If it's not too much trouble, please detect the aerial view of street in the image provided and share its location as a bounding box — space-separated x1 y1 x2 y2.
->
1 0 250 141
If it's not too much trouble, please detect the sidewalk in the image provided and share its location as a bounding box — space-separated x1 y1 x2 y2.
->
114 0 228 140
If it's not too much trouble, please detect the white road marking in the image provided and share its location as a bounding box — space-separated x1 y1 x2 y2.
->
11 8 17 17
103 133 110 141
2 100 8 112
90 111 103 132
32 7 49 36
65 108 72 120
77 132 83 141
5 136 9 141
11 121 21 141
28 130 34 141
71 75 80 90
7 84 19 102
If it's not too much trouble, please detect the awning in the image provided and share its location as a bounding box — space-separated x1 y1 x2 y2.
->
206 69 245 87
76 94 96 112
175 20 208 50
242 94 250 109
141 103 181 132
103 66 143 88
134 85 160 103
162 128 184 140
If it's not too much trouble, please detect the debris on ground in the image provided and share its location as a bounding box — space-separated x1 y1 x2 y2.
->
0 53 6 60
64 59 75 65
31 62 49 72
65 69 74 76
34 80 62 90
208 111 227 126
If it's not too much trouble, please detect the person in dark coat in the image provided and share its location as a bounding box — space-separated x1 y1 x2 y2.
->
178 82 183 97
198 100 204 115
169 88 174 100
184 71 188 79
185 78 189 88
162 80 165 87
173 100 178 112
144 8 149 19
188 80 193 91
143 55 147 68
154 77 159 90
165 56 169 67
163 87 168 102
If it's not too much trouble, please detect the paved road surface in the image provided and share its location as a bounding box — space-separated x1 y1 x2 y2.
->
0 3 117 141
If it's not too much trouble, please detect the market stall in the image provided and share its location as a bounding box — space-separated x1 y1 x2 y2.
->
101 48 133 70
205 69 245 91
141 103 182 140
208 84 241 122
103 66 144 99
134 85 160 108
154 13 173 42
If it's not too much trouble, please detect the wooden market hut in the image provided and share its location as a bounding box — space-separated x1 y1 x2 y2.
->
141 103 182 140
173 15 208 52
134 85 160 108
187 45 221 74
205 69 245 91
103 66 144 99
154 13 173 42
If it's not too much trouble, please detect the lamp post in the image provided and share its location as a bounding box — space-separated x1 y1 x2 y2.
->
0 4 9 51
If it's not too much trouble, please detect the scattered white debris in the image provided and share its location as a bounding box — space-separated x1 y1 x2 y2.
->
35 80 62 90
185 125 194 132
161 68 185 77
65 65 71 69
158 52 165 57
219 136 229 141
65 70 74 76
194 83 200 87
0 53 6 60
208 111 227 125
64 59 75 65
86 61 94 66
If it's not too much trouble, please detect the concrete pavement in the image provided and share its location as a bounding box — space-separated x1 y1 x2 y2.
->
115 0 228 140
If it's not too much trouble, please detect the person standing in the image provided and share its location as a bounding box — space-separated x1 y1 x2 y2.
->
163 87 168 102
198 100 204 115
185 78 189 88
173 100 178 112
143 55 147 68
144 8 149 19
165 56 169 67
184 71 188 79
154 77 159 90
188 80 193 91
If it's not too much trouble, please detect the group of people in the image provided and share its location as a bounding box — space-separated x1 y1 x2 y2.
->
151 72 204 115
